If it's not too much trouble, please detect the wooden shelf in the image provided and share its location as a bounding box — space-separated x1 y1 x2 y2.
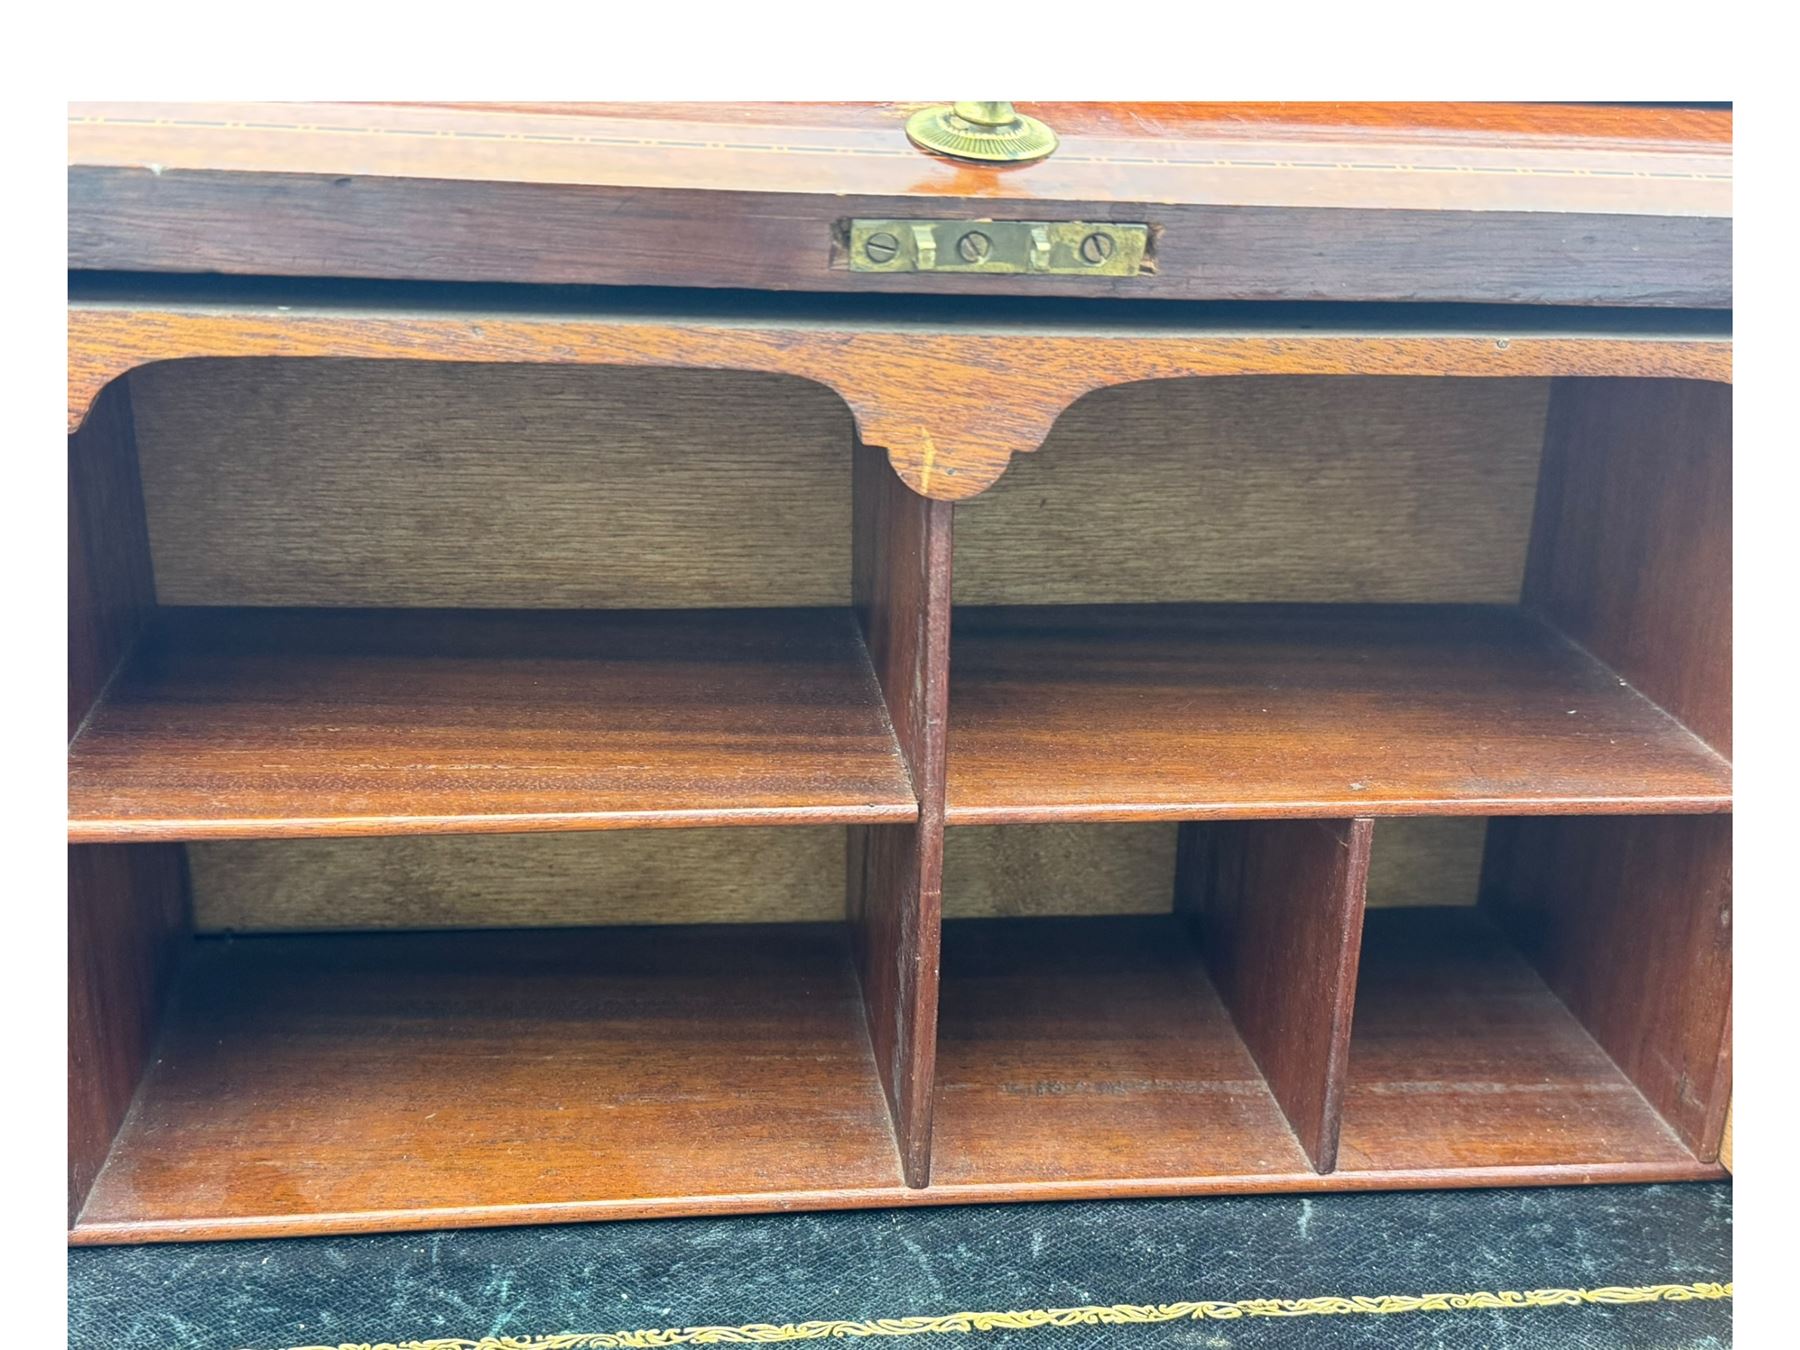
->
929 917 1313 1186
1339 907 1702 1176
946 604 1732 824
928 912 1713 1197
75 908 1718 1243
71 924 908 1243
68 608 917 842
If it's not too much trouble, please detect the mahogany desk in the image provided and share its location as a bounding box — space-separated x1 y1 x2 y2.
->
66 102 1732 1243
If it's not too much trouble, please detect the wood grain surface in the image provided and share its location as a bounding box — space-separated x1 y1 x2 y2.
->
70 912 1722 1244
67 289 1732 500
68 102 1731 213
68 380 155 737
1178 820 1372 1171
68 844 190 1226
1526 378 1732 755
945 604 1732 823
68 103 1731 305
72 925 906 1243
930 916 1313 1187
1338 908 1702 1174
68 608 916 841
847 442 953 1184
1484 814 1733 1159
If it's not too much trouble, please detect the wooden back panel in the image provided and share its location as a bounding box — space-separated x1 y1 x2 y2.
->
130 361 855 609
189 820 1484 933
956 377 1549 606
133 364 1549 610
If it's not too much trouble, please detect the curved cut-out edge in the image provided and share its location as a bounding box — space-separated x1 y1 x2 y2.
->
68 364 129 435
853 400 1075 502
879 437 1015 502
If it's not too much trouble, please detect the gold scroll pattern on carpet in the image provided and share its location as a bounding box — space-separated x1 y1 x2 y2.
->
287 1280 1732 1350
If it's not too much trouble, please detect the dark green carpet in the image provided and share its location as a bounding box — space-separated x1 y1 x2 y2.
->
68 1182 1731 1349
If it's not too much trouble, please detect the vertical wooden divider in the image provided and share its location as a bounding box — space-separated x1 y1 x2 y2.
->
1489 376 1734 1160
69 375 192 1224
1175 818 1373 1172
69 378 156 738
1522 377 1731 756
68 844 190 1225
1482 815 1731 1159
847 441 953 1187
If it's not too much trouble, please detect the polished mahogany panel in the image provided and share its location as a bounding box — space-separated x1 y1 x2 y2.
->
69 608 917 841
73 924 905 1244
848 443 953 1184
946 604 1731 823
68 844 189 1225
1483 815 1733 1158
1339 908 1701 1174
69 102 1730 305
930 916 1313 1187
1178 819 1372 1171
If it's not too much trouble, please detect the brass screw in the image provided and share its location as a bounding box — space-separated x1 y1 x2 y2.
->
863 232 900 264
1079 232 1116 266
957 231 992 264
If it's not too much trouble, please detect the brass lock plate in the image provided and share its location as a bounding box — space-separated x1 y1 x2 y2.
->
846 220 1149 277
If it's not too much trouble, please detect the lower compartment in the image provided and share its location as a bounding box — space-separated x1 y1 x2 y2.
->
73 923 910 1244
71 902 1719 1245
930 909 1707 1193
1339 908 1704 1175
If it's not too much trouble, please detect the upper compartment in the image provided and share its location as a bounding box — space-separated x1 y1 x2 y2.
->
946 374 1732 823
68 360 919 841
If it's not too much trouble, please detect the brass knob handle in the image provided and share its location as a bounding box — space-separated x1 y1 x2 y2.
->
952 102 1021 128
905 101 1059 165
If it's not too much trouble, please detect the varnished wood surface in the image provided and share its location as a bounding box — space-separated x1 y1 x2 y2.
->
1338 908 1701 1174
66 283 1732 500
847 443 953 1184
72 925 906 1243
1178 820 1372 1171
68 380 155 738
68 608 916 842
70 913 1721 1245
1526 378 1732 755
929 917 1313 1186
67 844 189 1225
945 605 1732 822
68 102 1730 305
405 102 1731 142
1484 815 1733 1158
69 103 1731 208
